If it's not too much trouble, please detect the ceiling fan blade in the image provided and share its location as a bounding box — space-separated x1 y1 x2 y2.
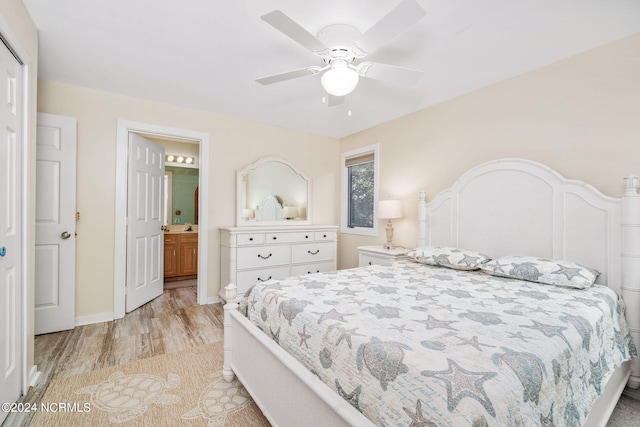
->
355 0 426 55
256 66 322 85
357 62 423 86
261 11 329 54
327 94 344 107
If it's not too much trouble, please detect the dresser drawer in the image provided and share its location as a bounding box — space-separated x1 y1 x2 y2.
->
292 242 334 264
314 231 336 241
236 266 291 295
291 261 335 276
286 231 315 242
264 232 313 244
237 245 290 269
237 233 264 245
358 248 408 267
359 253 392 267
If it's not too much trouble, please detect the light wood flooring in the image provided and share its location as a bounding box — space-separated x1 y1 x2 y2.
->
3 286 640 426
3 286 222 427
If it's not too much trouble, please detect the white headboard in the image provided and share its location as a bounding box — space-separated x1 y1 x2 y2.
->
418 158 639 293
417 159 640 387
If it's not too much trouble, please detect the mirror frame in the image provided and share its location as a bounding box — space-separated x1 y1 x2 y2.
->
236 156 312 226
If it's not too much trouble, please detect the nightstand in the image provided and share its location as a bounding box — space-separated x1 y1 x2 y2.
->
358 245 409 267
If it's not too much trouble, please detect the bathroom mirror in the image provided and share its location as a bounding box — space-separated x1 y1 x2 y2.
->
164 166 199 226
237 156 311 226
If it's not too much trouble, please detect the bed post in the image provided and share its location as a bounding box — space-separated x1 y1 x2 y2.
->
222 284 238 382
621 175 640 389
418 191 427 248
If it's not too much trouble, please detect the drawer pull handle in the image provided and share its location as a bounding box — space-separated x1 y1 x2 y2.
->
368 261 372 265
308 250 320 255
249 237 253 241
305 235 309 239
308 270 320 274
323 234 327 238
272 236 277 240
258 276 272 282
258 253 272 259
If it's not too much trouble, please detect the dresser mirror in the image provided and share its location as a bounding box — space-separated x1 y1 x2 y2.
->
237 156 311 226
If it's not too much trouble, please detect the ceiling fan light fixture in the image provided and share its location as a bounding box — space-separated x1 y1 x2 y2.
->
321 60 359 97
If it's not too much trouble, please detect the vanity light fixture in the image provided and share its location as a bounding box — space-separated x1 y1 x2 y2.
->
165 154 196 166
378 199 403 249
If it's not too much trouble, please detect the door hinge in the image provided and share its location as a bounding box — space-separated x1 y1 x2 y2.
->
76 211 80 222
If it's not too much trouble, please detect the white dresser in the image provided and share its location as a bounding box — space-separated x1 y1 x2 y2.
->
219 225 338 301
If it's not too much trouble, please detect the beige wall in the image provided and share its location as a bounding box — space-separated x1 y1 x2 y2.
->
30 24 640 331
37 80 340 318
339 33 640 269
1 0 39 377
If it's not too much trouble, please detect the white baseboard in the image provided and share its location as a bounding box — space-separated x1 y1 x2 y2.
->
28 365 41 388
75 312 114 326
205 295 221 304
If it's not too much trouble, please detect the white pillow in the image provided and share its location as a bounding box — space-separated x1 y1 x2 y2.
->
406 246 491 271
480 255 599 289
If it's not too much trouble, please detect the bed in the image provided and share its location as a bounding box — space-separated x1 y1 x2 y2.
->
222 158 640 427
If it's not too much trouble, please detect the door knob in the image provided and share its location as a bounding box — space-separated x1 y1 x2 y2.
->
0 246 5 257
61 231 71 239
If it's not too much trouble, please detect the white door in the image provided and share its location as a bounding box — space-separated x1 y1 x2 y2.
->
126 133 165 312
35 113 77 335
0 40 24 424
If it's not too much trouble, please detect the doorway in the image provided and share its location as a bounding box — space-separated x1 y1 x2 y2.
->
114 120 210 319
143 134 200 290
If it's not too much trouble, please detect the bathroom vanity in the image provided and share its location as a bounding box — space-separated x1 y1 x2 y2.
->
164 230 198 281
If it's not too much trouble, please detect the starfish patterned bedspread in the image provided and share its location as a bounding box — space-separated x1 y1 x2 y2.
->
243 261 636 427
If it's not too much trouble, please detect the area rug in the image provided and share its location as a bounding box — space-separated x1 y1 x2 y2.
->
31 342 271 426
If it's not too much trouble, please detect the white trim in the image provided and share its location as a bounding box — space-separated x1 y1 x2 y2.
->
0 15 34 397
28 366 40 389
114 120 210 318
164 171 173 226
75 312 115 327
340 144 379 236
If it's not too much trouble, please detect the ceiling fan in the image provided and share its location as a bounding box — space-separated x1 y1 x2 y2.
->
256 0 427 104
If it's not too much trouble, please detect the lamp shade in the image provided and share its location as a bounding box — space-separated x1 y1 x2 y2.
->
283 206 298 219
321 60 359 97
378 200 402 219
242 208 254 219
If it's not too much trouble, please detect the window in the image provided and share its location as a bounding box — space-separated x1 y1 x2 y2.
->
341 144 379 236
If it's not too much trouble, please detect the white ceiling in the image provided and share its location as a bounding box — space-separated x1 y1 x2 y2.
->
23 0 640 138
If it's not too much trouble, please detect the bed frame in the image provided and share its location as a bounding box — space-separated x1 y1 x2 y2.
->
223 158 640 427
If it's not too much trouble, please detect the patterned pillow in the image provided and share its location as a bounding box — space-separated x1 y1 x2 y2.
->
406 246 491 271
480 255 599 289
